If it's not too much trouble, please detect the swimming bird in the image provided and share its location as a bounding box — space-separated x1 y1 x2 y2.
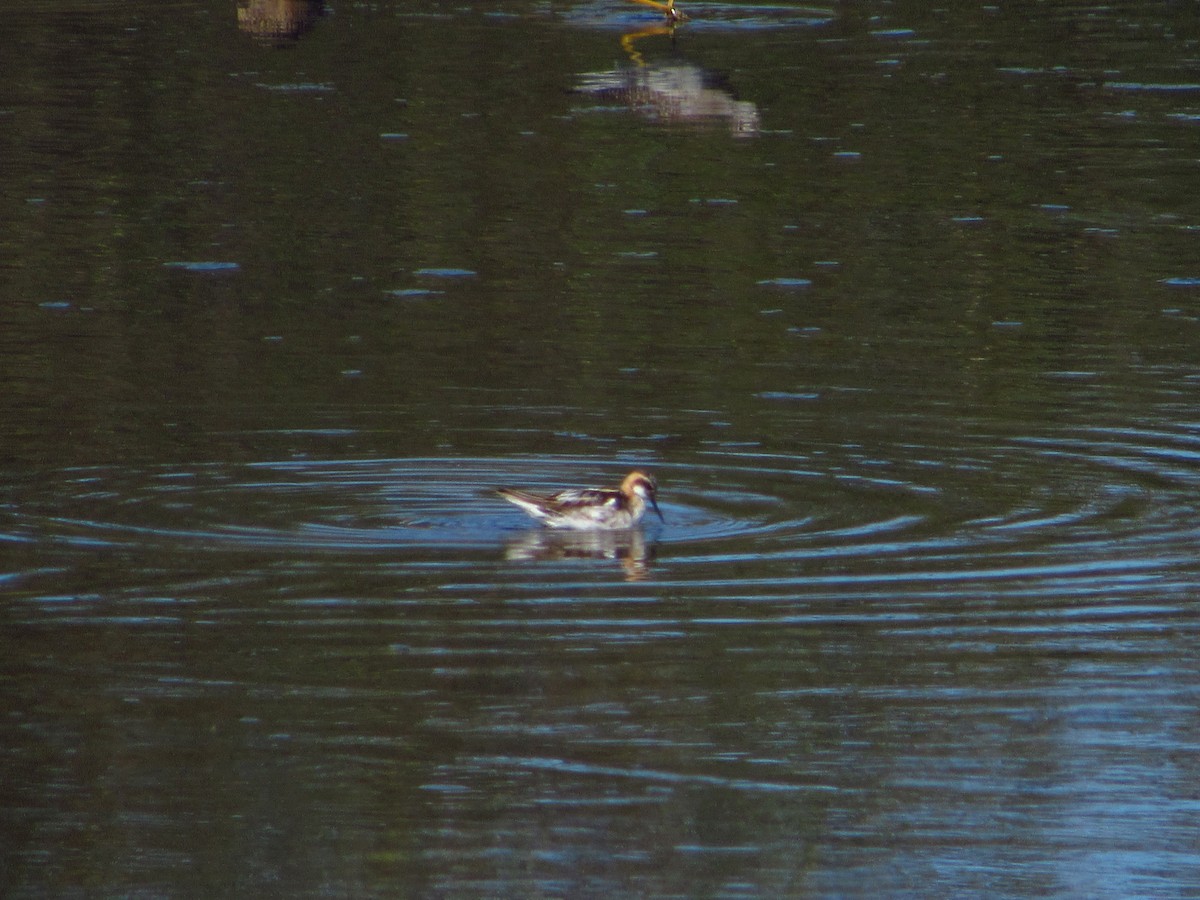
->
495 470 665 530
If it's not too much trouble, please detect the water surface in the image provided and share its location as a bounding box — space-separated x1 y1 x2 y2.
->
4 0 1200 895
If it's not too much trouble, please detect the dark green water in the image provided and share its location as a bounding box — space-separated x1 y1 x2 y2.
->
4 1 1200 895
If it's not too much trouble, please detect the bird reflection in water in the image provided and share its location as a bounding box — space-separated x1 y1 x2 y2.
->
576 60 761 137
237 0 325 45
503 528 656 581
578 2 760 138
628 0 686 23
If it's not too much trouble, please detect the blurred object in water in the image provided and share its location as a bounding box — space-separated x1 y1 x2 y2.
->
503 527 655 581
576 60 761 137
237 0 325 46
628 0 686 22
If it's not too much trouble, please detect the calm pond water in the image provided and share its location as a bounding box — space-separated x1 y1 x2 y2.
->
4 0 1200 895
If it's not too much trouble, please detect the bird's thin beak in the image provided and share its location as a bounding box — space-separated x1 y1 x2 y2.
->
650 494 665 523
